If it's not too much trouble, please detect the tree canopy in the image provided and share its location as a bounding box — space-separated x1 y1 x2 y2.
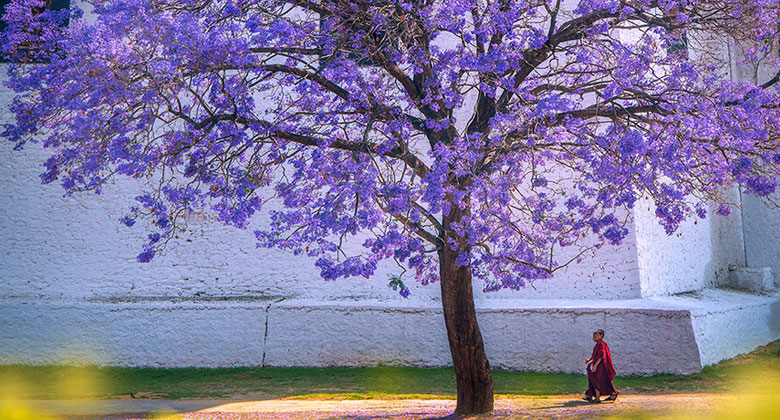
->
3 0 780 414
4 0 780 288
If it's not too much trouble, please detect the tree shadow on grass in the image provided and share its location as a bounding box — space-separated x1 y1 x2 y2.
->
530 399 604 410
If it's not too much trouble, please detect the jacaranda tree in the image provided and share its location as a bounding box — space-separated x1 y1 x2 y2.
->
3 0 780 414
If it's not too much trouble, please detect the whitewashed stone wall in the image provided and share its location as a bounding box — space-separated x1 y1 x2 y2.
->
0 134 643 302
2 7 780 373
739 47 780 285
634 194 746 297
5 145 749 303
743 192 780 285
2 289 777 374
687 289 780 366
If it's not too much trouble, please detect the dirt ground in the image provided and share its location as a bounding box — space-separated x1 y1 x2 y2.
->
189 394 735 419
37 394 747 420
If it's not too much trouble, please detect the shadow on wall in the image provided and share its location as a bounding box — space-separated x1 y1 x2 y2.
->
708 188 747 290
770 301 780 335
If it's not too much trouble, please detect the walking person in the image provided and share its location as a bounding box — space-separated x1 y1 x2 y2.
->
584 329 618 403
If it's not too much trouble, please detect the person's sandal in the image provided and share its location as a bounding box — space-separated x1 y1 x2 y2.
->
583 395 593 402
605 393 619 402
590 398 601 404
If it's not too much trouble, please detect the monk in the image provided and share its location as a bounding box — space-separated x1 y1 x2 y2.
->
584 329 618 403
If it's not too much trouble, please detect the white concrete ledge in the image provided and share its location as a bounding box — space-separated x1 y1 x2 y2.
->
0 297 275 367
1 289 778 375
263 296 702 374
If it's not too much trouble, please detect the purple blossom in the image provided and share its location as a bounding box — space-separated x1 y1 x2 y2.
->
715 204 732 216
732 157 753 177
136 248 156 263
746 176 777 196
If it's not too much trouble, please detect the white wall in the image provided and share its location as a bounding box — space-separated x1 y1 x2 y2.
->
4 290 776 374
0 1 651 303
634 193 746 298
0 137 646 301
737 44 780 285
743 192 780 285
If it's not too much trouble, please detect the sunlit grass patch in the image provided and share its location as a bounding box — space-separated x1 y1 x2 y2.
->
598 351 780 420
0 340 777 401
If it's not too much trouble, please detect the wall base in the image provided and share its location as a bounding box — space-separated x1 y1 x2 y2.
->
1 289 777 375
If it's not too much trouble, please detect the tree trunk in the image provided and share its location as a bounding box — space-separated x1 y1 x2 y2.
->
439 203 494 415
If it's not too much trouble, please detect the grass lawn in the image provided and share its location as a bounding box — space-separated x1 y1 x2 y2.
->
1 340 778 401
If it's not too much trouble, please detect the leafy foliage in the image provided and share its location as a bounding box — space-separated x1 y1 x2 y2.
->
2 0 780 295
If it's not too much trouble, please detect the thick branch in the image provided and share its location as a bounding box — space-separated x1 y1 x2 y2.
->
475 104 664 176
502 10 620 107
761 69 780 90
185 112 431 178
249 46 323 55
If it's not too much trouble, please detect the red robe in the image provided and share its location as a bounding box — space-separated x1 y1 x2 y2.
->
586 340 617 397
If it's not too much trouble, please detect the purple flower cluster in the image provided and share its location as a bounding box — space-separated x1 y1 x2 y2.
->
2 0 780 294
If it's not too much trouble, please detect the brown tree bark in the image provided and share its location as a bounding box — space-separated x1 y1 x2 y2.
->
439 201 494 415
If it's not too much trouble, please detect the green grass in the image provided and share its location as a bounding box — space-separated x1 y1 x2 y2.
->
1 340 778 400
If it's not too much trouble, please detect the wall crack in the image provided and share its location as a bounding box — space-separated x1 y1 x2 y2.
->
262 297 286 367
